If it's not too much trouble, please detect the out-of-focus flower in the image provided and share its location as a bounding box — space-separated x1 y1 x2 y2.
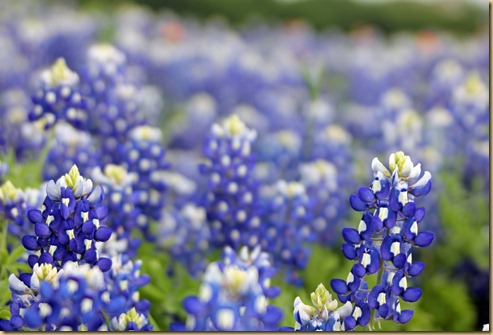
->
200 114 260 250
178 246 282 331
30 58 87 130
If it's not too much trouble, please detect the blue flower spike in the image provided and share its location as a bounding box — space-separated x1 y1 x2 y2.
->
327 151 434 330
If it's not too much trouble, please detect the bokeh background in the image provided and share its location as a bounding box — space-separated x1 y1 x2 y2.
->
0 0 489 331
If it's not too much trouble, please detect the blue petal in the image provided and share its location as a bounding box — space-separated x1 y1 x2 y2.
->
380 237 393 261
344 316 356 331
371 215 383 233
378 304 389 318
367 285 382 309
349 194 367 211
410 179 432 197
402 202 416 217
183 296 204 315
263 306 283 325
40 281 54 299
27 209 43 223
342 243 357 260
22 235 39 251
106 296 126 315
95 226 112 242
368 249 381 274
82 221 95 235
24 309 43 329
342 228 361 244
398 310 414 324
34 223 50 238
84 249 97 263
38 252 53 264
358 187 375 203
384 209 397 228
265 286 281 299
389 189 401 212
402 287 422 302
393 253 406 269
414 207 426 222
97 257 112 272
408 261 425 277
28 255 39 267
352 264 366 278
414 232 434 248
330 279 349 294
95 206 108 220
358 303 371 326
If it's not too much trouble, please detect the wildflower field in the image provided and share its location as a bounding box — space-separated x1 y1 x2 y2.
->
0 0 489 332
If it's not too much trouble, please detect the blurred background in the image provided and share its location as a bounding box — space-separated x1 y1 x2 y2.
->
0 0 489 331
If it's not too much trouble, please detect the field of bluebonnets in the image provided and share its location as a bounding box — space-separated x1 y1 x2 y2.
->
0 0 489 332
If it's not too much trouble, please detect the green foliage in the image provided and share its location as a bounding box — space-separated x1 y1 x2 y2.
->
137 242 200 330
418 274 476 331
436 172 489 270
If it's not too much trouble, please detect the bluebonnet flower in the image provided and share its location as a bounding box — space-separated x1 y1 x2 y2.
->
91 164 141 257
0 89 47 161
260 180 314 286
29 58 87 130
0 181 44 238
80 44 147 165
330 152 433 330
123 125 169 239
158 203 211 277
299 160 342 246
200 114 261 250
448 72 489 191
43 122 101 181
6 262 125 331
22 165 113 272
179 246 283 331
292 283 353 331
304 123 355 246
103 254 151 322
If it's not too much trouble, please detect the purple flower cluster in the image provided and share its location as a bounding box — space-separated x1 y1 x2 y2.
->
329 152 434 329
21 165 112 272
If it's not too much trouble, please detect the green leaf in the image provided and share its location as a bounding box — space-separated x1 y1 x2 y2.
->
0 307 11 320
6 245 26 265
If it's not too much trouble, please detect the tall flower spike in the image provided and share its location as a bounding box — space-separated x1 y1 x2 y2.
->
200 114 260 250
261 180 314 286
331 152 434 330
123 125 169 240
30 58 87 130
